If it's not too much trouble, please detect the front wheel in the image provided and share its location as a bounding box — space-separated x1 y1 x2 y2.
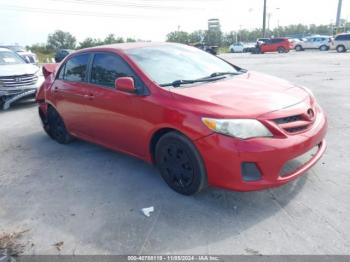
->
295 45 303 51
155 132 207 195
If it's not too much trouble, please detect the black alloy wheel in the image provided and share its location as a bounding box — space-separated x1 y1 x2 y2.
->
155 132 207 195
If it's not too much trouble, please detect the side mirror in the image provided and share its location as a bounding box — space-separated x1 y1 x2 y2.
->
115 77 136 93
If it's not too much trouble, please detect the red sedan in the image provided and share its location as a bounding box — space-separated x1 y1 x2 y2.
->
36 43 327 195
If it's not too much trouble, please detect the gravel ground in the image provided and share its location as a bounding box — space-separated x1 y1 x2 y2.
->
0 50 349 255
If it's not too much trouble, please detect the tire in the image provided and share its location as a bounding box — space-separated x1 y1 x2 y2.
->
155 132 207 195
336 45 346 53
0 97 4 110
295 45 303 51
277 47 286 53
319 45 328 51
47 107 74 144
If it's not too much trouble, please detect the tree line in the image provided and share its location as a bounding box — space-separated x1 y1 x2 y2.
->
27 30 140 54
27 21 350 54
167 21 350 46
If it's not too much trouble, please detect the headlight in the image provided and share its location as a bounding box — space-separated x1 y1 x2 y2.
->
202 118 273 139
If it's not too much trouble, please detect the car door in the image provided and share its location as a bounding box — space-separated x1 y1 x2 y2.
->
261 39 272 52
52 53 94 137
82 52 149 157
303 38 312 49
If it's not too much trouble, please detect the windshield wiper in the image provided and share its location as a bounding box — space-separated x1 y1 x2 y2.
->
160 76 225 88
206 71 243 78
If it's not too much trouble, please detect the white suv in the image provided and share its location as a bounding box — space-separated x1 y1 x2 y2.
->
295 36 331 51
332 33 350 53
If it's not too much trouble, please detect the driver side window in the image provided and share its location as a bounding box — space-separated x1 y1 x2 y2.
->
90 53 140 89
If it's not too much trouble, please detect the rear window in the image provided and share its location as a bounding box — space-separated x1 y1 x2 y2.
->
271 39 282 44
336 34 350 41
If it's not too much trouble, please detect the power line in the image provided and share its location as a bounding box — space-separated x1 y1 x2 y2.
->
0 4 207 19
0 4 177 19
48 0 204 10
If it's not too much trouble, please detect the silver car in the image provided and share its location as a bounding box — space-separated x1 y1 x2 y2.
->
0 48 44 110
332 33 350 53
0 45 38 64
295 35 331 51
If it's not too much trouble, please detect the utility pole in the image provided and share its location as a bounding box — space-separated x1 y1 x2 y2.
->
262 0 267 37
336 0 342 27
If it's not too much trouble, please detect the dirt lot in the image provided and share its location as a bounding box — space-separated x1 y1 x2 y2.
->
0 51 349 255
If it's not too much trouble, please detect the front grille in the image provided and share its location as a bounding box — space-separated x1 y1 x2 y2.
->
280 145 319 177
274 115 303 124
0 74 38 88
285 126 308 133
273 111 314 134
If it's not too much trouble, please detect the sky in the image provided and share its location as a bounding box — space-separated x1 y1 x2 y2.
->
0 0 349 46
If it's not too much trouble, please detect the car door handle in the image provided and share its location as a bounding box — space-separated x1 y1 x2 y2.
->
53 86 59 93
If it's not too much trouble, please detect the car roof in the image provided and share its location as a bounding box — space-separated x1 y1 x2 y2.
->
0 47 13 52
77 42 178 53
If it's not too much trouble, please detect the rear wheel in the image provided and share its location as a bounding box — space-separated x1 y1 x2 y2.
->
47 107 74 144
277 47 286 53
295 45 303 51
319 45 328 51
0 97 4 110
336 45 346 53
155 132 207 195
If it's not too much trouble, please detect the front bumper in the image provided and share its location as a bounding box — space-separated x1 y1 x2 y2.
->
195 108 327 191
0 85 38 110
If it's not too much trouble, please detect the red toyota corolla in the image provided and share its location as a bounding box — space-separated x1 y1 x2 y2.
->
36 42 327 195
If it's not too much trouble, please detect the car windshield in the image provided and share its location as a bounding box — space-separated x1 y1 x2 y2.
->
0 51 26 65
126 44 238 86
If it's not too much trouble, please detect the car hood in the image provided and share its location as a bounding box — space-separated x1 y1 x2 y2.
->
0 63 39 77
170 71 310 117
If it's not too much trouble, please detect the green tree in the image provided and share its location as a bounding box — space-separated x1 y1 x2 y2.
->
188 30 206 43
47 30 76 50
27 43 54 54
126 38 136 42
205 29 222 46
78 37 103 49
166 31 190 44
103 34 124 44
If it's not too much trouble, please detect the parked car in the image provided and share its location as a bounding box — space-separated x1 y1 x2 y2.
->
229 42 256 53
36 42 327 195
288 38 302 49
193 43 218 55
295 35 331 51
331 33 350 53
0 48 44 109
0 45 38 64
229 42 244 53
257 37 291 53
54 49 74 63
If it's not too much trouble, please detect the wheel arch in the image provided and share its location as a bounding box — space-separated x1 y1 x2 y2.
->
149 127 190 164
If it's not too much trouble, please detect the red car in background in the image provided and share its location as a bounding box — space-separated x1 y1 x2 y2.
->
258 37 292 53
36 43 327 195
